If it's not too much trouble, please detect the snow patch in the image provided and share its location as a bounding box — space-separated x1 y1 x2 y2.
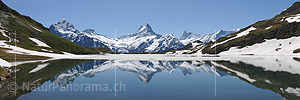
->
285 87 300 96
265 26 272 30
265 80 272 84
285 14 300 23
29 38 51 48
29 25 42 32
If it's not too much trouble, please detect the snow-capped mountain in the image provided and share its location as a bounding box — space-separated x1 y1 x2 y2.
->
179 31 202 45
49 21 184 53
50 60 225 86
180 29 239 45
49 20 113 49
115 23 183 53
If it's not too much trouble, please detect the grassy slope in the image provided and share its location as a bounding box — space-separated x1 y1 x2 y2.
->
203 2 300 54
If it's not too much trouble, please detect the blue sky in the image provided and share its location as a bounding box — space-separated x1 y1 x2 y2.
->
2 0 297 38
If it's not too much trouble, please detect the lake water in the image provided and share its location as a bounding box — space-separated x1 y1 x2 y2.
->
2 56 300 100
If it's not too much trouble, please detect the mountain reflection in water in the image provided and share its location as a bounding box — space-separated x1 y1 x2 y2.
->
1 56 299 100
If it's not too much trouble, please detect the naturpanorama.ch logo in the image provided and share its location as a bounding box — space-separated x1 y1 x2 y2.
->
7 81 126 92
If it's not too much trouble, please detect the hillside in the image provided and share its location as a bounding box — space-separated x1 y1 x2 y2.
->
202 1 300 55
0 0 112 61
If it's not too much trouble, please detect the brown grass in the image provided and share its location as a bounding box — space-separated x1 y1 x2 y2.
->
0 67 10 78
0 47 50 62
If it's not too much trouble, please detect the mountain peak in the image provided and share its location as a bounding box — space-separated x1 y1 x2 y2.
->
163 33 174 37
183 30 187 34
277 1 300 17
216 30 224 34
55 19 75 28
50 19 79 34
119 23 158 39
143 23 151 28
180 31 194 40
137 23 153 33
58 19 68 24
83 29 97 35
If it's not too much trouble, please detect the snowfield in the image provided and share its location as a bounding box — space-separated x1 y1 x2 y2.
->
285 14 300 23
219 36 300 56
